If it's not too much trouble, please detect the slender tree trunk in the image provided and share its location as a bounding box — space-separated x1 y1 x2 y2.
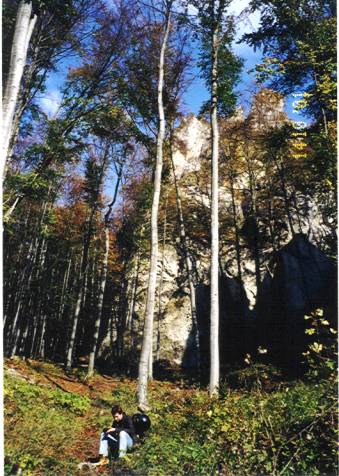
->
169 131 201 370
138 5 172 409
87 228 110 376
209 10 220 396
2 0 37 175
87 161 122 376
126 252 140 332
229 173 242 281
66 239 88 370
66 259 87 370
39 315 47 358
58 254 72 322
277 160 296 237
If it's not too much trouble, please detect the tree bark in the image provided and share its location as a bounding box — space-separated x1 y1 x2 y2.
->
209 6 220 396
138 4 172 409
2 0 37 175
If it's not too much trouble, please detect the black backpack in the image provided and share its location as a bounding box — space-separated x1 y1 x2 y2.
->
132 413 151 437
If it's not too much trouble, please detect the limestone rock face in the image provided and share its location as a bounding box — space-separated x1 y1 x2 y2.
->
172 115 209 178
99 90 335 372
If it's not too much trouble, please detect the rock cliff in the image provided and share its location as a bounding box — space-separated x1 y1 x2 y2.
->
99 89 336 374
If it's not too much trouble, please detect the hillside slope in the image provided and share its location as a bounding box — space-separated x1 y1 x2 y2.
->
4 358 337 475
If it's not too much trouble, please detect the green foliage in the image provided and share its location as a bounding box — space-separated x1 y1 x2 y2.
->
5 172 51 201
125 368 337 476
243 0 336 123
192 0 243 118
4 360 337 475
49 388 91 414
303 308 338 380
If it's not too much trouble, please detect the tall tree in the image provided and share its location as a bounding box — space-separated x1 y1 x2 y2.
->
2 0 93 177
2 0 37 175
191 0 242 395
137 0 173 410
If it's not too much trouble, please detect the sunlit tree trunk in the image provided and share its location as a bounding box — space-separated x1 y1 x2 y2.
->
58 253 73 322
66 241 89 370
209 7 220 396
138 4 172 409
2 0 37 176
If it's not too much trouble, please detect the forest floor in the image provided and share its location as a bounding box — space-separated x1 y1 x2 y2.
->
4 357 337 476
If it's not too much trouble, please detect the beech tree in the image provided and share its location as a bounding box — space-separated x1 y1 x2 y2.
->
2 0 93 178
190 0 242 395
137 0 173 410
2 0 37 175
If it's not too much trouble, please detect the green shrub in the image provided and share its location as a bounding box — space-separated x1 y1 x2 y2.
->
50 388 90 414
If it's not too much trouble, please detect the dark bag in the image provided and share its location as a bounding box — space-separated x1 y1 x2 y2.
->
132 413 151 438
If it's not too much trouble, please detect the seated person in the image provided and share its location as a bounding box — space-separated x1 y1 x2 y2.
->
97 404 135 465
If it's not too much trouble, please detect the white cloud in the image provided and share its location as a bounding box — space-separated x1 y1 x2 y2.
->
39 89 62 118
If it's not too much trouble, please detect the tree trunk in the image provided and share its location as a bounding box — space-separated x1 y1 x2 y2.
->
2 0 37 175
87 228 110 376
138 5 172 409
209 10 220 397
87 160 122 376
169 131 201 371
277 160 296 237
58 253 72 322
126 252 140 332
229 172 242 281
66 244 89 370
66 227 92 369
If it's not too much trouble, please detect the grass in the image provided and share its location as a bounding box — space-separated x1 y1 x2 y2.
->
4 358 337 476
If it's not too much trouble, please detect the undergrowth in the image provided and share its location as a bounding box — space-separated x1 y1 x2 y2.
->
4 358 337 476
